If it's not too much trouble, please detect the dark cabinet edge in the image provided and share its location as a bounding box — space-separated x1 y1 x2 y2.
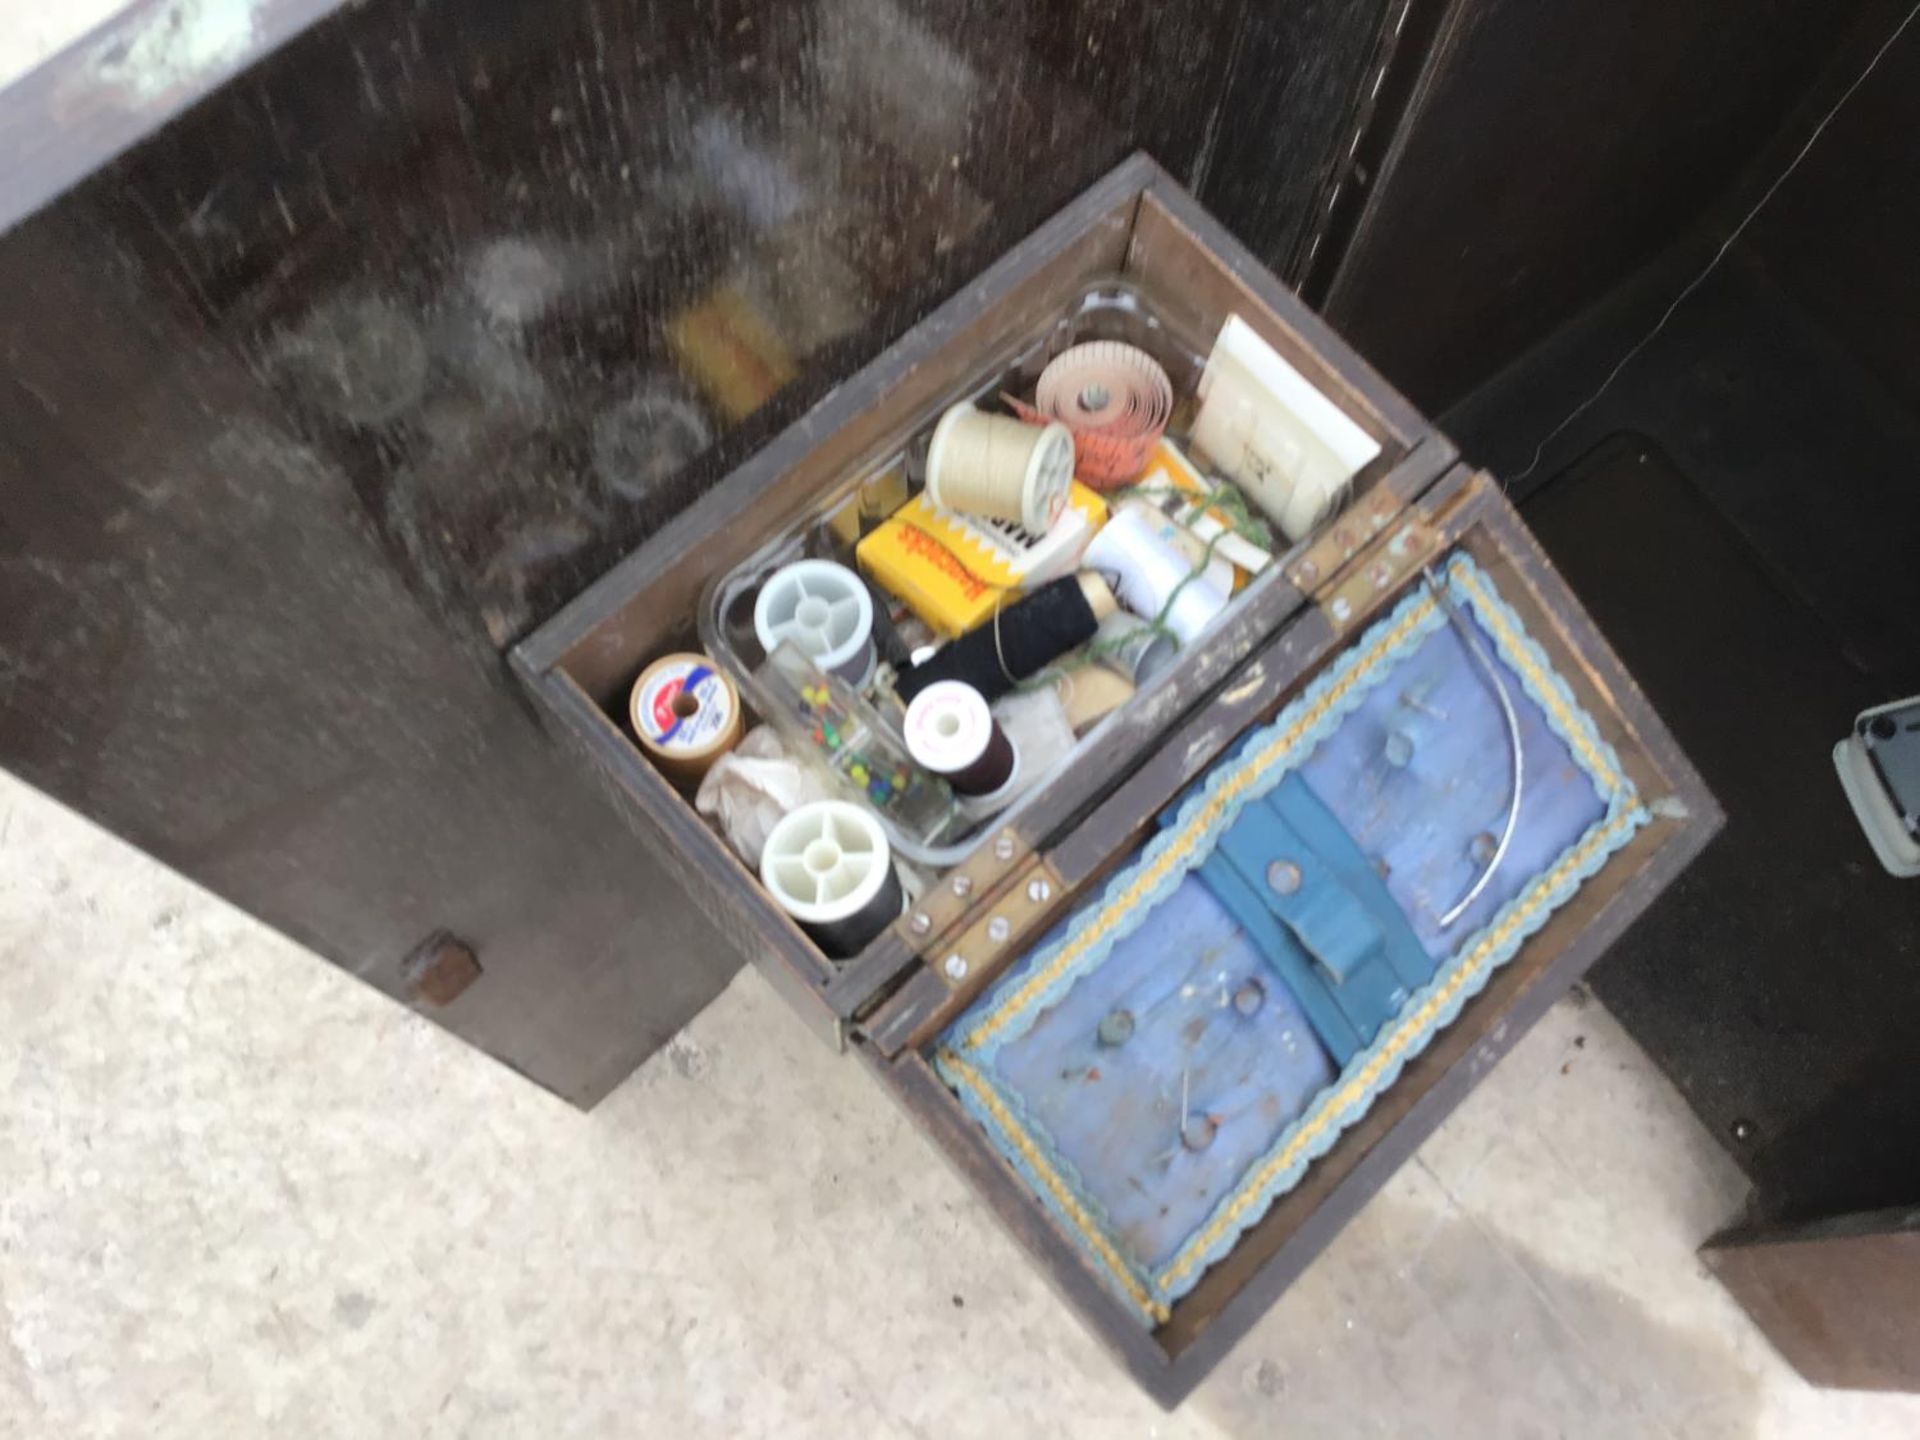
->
1 0 347 237
1704 1204 1920 1253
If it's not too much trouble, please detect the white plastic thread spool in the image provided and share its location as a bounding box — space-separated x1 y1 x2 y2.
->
1082 505 1231 647
925 404 1074 536
904 680 1017 797
759 800 902 957
753 559 876 688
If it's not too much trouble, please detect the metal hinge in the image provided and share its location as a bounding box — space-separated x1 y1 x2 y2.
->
1318 517 1443 636
1283 483 1403 594
892 825 1033 957
924 850 1066 991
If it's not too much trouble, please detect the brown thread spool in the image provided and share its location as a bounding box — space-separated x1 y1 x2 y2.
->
903 681 1017 796
926 404 1075 535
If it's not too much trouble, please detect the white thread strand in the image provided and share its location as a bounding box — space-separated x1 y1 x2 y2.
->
1510 1 1920 487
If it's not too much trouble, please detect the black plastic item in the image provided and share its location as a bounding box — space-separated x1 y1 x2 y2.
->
862 575 917 670
894 575 1101 703
804 861 905 960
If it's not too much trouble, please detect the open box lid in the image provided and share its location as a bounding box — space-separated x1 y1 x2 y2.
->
867 462 1720 1401
512 153 1458 1036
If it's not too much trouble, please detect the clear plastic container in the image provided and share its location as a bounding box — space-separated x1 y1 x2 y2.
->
698 278 1244 869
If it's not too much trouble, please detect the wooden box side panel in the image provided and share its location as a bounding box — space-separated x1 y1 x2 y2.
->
1128 186 1431 451
529 670 844 1047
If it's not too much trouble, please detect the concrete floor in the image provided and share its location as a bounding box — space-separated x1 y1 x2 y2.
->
5 770 1920 1438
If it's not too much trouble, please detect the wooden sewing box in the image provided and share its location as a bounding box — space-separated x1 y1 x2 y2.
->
514 153 1718 1407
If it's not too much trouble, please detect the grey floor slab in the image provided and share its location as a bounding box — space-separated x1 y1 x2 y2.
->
4 768 1918 1438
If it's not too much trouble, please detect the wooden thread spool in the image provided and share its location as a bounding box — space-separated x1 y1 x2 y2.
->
895 572 1117 704
630 653 744 787
926 404 1074 536
1056 665 1135 736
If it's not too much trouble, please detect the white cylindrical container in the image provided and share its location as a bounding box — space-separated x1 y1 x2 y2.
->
1082 505 1231 646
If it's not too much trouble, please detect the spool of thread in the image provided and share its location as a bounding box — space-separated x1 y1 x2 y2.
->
1023 342 1172 489
1093 612 1179 685
759 800 904 958
904 681 1017 796
1114 497 1236 597
630 653 744 787
754 559 876 688
926 404 1075 536
1082 506 1231 647
895 573 1116 704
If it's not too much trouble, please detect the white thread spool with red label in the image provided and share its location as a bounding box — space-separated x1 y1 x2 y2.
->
630 653 744 787
904 680 1018 798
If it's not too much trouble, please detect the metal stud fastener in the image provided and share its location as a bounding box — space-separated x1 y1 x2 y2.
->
1330 596 1353 624
993 834 1017 861
1369 559 1395 590
909 912 933 936
1469 831 1498 865
1383 729 1415 768
950 875 973 898
1097 1009 1135 1047
1266 860 1303 896
1181 1114 1218 1152
943 954 968 981
1233 979 1266 1016
1026 877 1051 904
1292 558 1320 587
987 916 1011 943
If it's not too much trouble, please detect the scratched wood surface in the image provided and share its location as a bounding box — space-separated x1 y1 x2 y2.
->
0 1 1409 1103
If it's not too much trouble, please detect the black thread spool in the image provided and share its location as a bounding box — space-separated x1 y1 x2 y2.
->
758 801 903 959
894 573 1116 704
904 681 1018 797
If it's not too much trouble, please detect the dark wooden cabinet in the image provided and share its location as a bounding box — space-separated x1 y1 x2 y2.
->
0 0 1404 1103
